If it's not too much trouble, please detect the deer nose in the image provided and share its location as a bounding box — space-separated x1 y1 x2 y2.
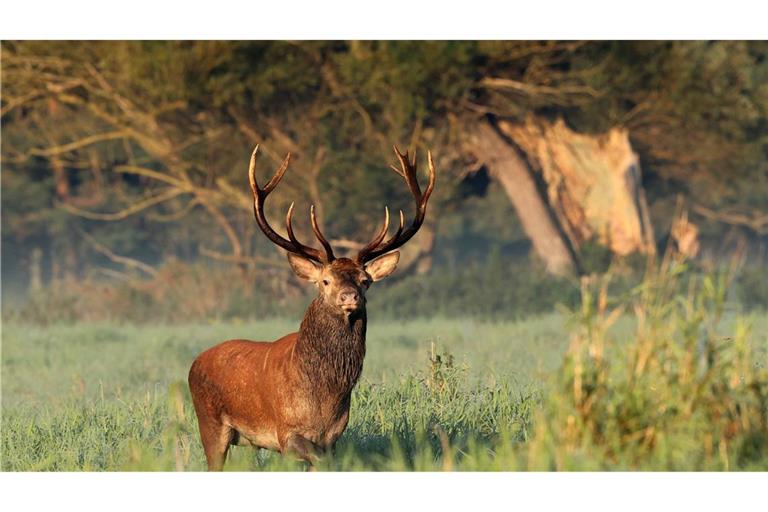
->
339 290 359 304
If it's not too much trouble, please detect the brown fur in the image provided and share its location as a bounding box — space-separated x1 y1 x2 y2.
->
188 258 379 470
190 145 434 470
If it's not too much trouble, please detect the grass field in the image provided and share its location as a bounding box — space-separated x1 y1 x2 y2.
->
1 315 568 470
3 272 768 471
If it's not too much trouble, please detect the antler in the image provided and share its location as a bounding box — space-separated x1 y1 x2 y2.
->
248 146 335 263
356 146 436 263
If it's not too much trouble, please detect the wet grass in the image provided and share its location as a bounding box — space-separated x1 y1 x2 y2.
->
3 268 767 471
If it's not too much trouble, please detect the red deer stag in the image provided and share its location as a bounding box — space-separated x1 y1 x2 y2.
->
188 145 435 470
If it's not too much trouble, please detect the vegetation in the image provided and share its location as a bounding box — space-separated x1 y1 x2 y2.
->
2 40 766 472
2 41 767 317
7 252 582 324
3 266 767 471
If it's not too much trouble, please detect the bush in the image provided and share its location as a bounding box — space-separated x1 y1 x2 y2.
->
7 251 764 329
7 261 310 325
370 250 580 320
523 265 768 470
6 254 581 324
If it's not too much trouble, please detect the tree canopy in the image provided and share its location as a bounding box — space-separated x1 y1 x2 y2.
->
2 41 767 308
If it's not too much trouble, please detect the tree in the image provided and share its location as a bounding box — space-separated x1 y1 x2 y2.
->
3 40 766 299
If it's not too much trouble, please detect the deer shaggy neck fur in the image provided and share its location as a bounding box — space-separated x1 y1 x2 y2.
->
296 298 367 396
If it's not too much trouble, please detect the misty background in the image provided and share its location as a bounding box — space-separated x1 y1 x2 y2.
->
2 41 767 323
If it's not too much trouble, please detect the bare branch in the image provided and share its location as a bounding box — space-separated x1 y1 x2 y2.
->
93 267 137 283
1 89 46 117
693 204 768 234
329 238 364 250
146 198 200 222
115 165 189 189
479 77 602 99
57 188 186 221
28 131 129 158
199 199 244 259
78 229 158 277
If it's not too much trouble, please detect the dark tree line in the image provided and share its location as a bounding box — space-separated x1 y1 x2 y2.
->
2 41 767 305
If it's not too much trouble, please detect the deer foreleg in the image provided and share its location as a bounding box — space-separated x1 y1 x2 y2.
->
283 433 324 468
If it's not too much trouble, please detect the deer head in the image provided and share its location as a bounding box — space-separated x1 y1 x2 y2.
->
248 145 435 316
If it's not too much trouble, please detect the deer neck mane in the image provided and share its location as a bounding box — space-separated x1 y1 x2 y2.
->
296 297 367 394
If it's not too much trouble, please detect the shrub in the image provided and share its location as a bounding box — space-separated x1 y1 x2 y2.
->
523 265 768 470
369 250 580 320
8 261 310 325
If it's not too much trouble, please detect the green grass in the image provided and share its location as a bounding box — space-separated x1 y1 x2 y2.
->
3 269 768 471
1 315 566 471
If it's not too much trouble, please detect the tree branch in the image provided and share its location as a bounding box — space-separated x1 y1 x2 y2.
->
479 77 602 100
1 89 46 117
693 204 768 234
78 229 158 277
28 131 129 157
57 188 186 221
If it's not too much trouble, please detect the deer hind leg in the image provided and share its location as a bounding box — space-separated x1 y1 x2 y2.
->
189 390 233 470
196 416 234 471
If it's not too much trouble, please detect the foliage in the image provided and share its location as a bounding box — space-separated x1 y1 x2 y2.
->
371 251 580 320
3 267 767 471
524 266 768 470
2 41 767 309
4 251 580 323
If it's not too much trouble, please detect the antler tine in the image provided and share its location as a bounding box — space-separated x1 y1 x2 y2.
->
249 146 326 263
284 202 310 251
394 146 423 198
356 207 391 261
247 145 261 195
285 201 297 238
379 209 405 248
310 205 336 261
423 150 436 208
265 153 292 194
356 148 436 263
249 146 291 197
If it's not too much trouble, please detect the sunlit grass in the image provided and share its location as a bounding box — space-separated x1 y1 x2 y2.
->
1 316 558 471
2 267 767 470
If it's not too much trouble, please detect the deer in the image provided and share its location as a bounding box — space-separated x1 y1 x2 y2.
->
188 145 436 470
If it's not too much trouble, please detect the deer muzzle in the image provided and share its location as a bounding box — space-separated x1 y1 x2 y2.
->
337 289 361 312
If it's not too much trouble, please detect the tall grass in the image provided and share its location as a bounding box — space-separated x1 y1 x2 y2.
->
523 264 768 470
1 317 561 471
2 264 767 470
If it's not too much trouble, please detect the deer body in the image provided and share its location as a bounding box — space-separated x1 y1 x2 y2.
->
189 292 367 466
189 145 435 470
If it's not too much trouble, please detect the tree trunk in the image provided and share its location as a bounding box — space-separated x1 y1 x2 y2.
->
51 155 79 284
29 247 43 293
468 119 577 275
499 116 655 257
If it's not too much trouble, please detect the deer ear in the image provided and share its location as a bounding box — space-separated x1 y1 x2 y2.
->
287 253 322 282
365 251 400 282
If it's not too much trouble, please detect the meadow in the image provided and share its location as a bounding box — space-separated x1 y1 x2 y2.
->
2 269 768 471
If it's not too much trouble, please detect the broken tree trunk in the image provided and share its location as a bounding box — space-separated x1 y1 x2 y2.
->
499 116 655 258
468 119 577 275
